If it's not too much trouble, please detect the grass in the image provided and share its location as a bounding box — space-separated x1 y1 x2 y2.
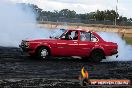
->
124 37 132 44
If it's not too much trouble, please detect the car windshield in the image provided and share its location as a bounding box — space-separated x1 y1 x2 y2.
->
50 29 66 39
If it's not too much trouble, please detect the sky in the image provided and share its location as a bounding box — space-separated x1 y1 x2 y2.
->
11 0 132 18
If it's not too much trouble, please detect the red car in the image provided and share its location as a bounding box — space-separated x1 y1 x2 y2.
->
20 29 118 62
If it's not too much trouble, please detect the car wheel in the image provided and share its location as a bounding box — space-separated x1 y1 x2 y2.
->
90 50 104 62
37 47 50 60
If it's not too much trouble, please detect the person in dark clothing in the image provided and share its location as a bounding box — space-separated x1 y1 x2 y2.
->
73 31 78 40
65 31 72 40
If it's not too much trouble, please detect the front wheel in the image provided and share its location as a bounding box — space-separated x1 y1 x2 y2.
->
90 50 104 62
37 47 50 60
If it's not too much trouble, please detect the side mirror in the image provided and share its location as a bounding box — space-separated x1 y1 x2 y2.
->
49 36 52 38
55 36 60 39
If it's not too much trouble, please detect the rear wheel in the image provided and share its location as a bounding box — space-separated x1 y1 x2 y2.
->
90 50 104 62
37 47 50 60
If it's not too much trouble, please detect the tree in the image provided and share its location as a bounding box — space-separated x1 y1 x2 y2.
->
59 9 76 18
20 3 131 25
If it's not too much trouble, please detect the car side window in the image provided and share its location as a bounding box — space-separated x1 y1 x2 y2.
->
80 32 98 42
80 32 91 41
61 31 78 40
91 34 98 42
70 31 76 39
62 32 72 40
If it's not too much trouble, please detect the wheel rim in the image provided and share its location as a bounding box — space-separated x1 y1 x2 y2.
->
40 49 48 58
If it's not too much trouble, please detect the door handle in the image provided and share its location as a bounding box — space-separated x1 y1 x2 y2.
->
74 42 77 43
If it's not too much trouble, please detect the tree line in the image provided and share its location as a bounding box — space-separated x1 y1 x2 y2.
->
21 3 132 25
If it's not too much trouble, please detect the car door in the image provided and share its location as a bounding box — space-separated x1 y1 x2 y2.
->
54 30 79 56
78 31 98 56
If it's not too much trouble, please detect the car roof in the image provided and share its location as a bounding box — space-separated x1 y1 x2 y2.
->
67 29 92 33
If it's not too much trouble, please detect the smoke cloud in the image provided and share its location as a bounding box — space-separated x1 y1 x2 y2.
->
98 32 132 61
0 0 51 47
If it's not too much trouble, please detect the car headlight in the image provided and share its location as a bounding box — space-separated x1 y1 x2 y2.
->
21 40 29 48
25 42 29 47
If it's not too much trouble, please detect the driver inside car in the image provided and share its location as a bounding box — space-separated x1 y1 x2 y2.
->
73 31 78 40
65 31 72 40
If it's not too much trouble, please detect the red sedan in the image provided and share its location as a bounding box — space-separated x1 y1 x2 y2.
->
20 29 118 62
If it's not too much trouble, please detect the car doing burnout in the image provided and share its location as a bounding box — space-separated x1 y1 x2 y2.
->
19 29 118 62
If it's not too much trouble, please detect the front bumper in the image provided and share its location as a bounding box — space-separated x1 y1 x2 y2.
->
19 45 33 52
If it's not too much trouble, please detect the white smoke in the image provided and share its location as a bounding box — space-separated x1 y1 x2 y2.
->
0 0 51 47
98 32 132 61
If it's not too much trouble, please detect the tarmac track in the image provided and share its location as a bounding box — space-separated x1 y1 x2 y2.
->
0 47 132 88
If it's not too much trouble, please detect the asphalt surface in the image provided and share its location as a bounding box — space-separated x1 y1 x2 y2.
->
0 47 132 88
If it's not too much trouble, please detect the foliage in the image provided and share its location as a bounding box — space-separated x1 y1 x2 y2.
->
124 37 132 44
20 3 132 25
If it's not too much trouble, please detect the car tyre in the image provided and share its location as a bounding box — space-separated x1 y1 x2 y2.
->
90 50 104 62
37 47 50 60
